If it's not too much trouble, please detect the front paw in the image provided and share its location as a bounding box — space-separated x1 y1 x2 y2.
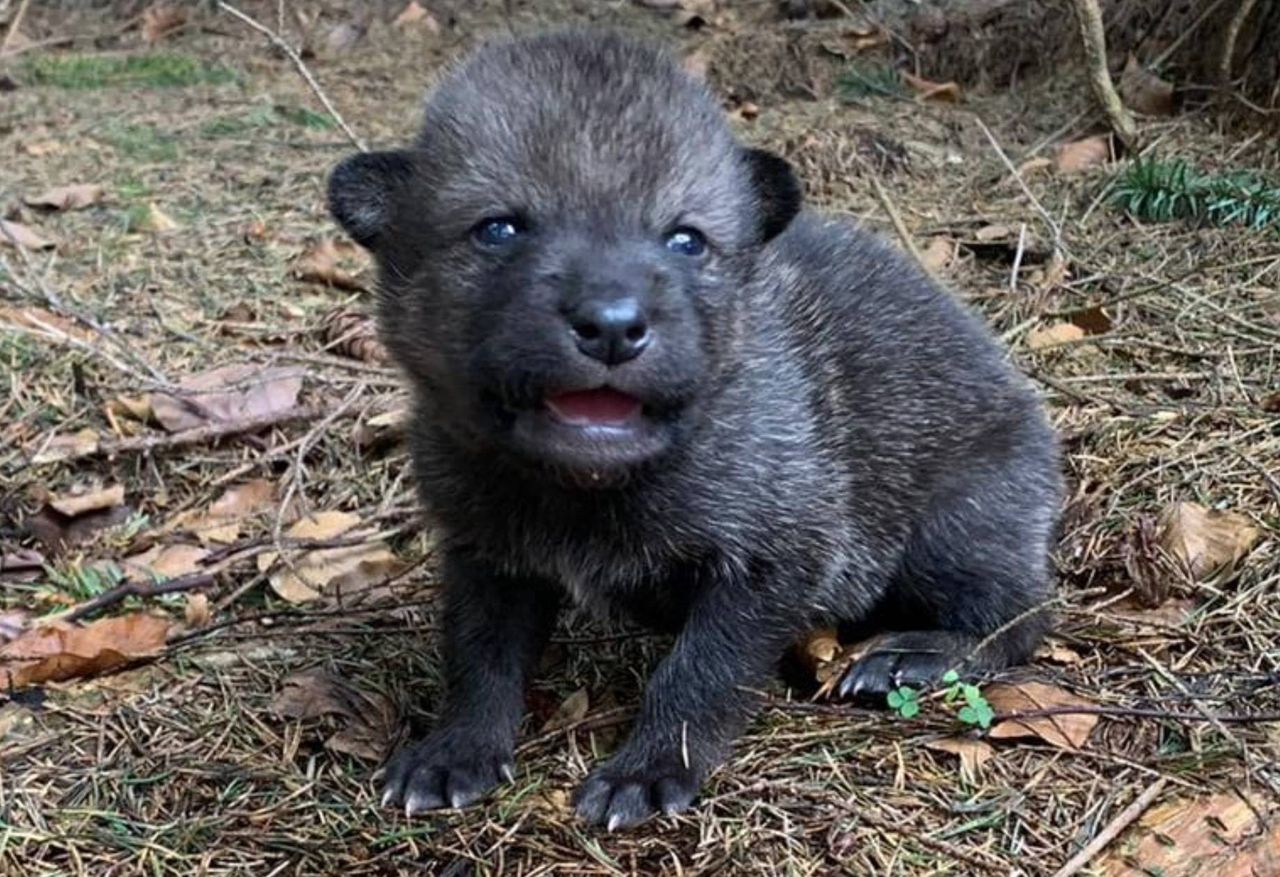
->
379 727 515 816
572 750 702 831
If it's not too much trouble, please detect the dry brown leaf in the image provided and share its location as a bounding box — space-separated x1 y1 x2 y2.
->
0 614 171 690
49 485 125 518
920 237 955 273
392 1 438 30
793 627 841 680
1157 502 1259 580
925 737 994 781
28 428 100 465
122 544 209 582
0 610 32 644
1035 640 1084 665
1068 303 1112 334
319 308 388 363
1100 793 1278 877
270 669 396 761
985 681 1098 750
1120 54 1175 117
901 71 961 102
168 478 277 544
149 364 304 433
1260 392 1280 413
542 687 590 732
1027 322 1085 350
22 140 66 157
352 406 410 452
0 305 93 345
184 593 212 628
1054 136 1111 174
257 511 403 604
135 203 180 232
0 219 55 250
292 239 368 291
142 4 187 44
973 224 1012 242
1110 596 1198 630
24 184 104 211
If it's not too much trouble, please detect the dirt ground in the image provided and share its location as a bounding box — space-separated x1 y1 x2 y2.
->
2 1 1278 875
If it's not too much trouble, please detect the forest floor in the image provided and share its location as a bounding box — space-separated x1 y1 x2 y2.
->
1 2 1278 875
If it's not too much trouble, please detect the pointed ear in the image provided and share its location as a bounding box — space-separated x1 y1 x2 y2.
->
742 147 801 243
327 150 415 251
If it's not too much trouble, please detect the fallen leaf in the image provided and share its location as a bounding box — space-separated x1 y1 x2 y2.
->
24 184 104 211
1068 303 1112 334
142 4 187 44
901 71 961 102
0 610 32 645
1035 640 1084 665
985 681 1098 750
925 737 994 781
48 484 125 517
271 669 396 761
22 140 66 157
0 219 55 250
1109 597 1198 630
319 308 388 363
0 614 171 690
167 478 277 544
1100 792 1278 877
326 21 366 53
292 239 368 291
1054 136 1111 174
352 405 410 452
184 593 212 628
1027 322 1085 350
1029 250 1070 291
920 236 955 273
121 544 209 582
1120 54 1175 117
134 203 180 233
974 224 1012 242
103 395 154 435
256 511 404 604
1261 392 1280 413
793 627 841 680
24 501 133 556
149 364 304 433
392 1 439 30
542 687 590 732
27 428 100 465
0 305 93 344
1157 502 1259 581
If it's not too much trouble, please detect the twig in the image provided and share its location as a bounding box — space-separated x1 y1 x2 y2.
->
1066 0 1138 150
29 405 326 464
1051 778 1168 877
1220 0 1259 83
61 572 217 624
0 0 32 53
856 156 928 275
971 115 1068 261
216 1 367 152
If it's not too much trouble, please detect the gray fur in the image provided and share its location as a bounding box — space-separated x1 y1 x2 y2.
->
328 28 1062 830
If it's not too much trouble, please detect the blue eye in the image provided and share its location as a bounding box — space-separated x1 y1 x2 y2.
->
472 217 523 247
664 227 707 257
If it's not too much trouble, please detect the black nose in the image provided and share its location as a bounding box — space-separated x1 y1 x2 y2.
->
568 297 651 365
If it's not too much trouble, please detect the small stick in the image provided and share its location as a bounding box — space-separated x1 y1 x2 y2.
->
62 572 217 624
1051 778 1168 877
972 114 1068 260
217 1 367 152
1220 0 1259 83
1066 0 1138 150
0 0 32 52
857 156 929 275
29 405 326 464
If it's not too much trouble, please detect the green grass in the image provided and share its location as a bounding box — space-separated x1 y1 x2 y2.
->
836 63 905 102
273 104 336 130
24 53 236 89
201 104 335 139
101 123 179 162
1111 157 1280 231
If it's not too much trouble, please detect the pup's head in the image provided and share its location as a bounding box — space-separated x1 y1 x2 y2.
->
329 29 801 485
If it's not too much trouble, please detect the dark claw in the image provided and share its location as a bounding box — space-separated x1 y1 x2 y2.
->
835 632 967 703
379 728 515 815
572 754 701 830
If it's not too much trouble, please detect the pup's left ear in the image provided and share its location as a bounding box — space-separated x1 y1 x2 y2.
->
327 150 416 252
742 147 802 243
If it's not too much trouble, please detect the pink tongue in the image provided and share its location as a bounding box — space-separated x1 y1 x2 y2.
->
545 388 641 425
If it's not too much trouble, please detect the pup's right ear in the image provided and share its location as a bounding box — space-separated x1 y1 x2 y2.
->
327 150 415 251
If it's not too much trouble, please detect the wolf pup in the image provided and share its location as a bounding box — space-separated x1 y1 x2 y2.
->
327 29 1062 830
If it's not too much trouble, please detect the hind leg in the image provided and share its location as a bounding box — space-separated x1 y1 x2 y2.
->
834 459 1059 700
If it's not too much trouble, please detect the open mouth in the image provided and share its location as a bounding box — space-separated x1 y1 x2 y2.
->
544 387 643 429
